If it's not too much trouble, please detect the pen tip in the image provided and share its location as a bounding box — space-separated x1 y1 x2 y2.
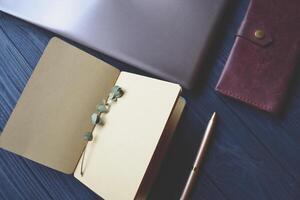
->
211 112 217 121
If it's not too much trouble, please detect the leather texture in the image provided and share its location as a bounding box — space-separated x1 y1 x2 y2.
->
216 0 300 113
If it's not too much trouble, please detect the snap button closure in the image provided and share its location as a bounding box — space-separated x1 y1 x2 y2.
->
254 30 265 39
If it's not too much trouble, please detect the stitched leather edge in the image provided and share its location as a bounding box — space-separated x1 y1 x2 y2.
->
215 86 275 112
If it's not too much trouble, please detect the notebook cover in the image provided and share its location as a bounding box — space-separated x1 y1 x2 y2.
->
216 0 300 113
0 0 230 89
135 97 186 199
0 38 120 174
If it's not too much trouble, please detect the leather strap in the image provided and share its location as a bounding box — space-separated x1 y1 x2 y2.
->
237 19 273 47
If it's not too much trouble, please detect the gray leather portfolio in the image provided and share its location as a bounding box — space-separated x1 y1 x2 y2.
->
0 0 230 88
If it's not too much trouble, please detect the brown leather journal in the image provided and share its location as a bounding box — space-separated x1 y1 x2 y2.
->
216 0 300 113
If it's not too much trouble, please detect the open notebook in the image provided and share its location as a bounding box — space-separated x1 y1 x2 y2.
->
0 38 185 199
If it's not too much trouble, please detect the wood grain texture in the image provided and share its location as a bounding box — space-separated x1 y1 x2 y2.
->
1 0 300 199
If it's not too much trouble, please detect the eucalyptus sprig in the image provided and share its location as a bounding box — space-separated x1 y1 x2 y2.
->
84 85 124 141
81 85 124 176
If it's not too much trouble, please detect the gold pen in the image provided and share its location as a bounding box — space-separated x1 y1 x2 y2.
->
180 112 217 200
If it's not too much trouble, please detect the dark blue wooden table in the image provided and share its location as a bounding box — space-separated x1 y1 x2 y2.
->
1 1 300 199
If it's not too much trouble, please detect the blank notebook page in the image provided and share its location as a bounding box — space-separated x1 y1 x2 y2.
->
74 72 181 200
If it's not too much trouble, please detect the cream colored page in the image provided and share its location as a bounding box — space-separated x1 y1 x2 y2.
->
0 38 120 174
136 97 186 199
74 72 181 200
